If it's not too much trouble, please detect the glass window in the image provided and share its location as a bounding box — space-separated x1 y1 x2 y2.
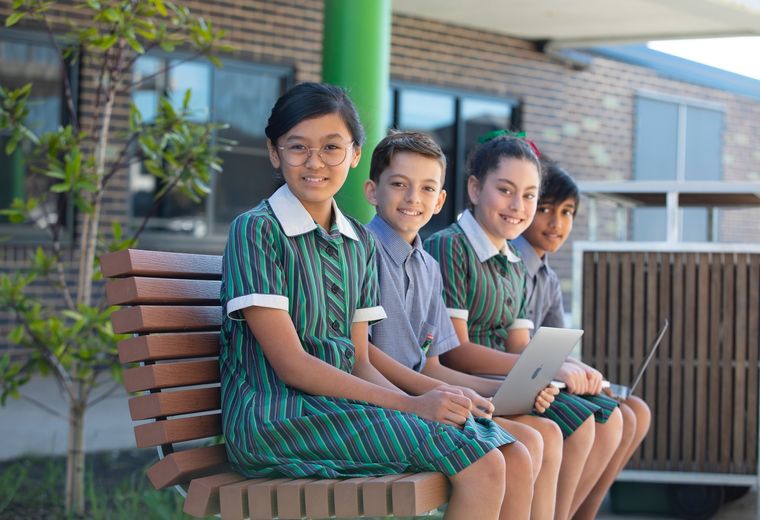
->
130 56 290 239
632 95 723 241
0 33 69 229
390 86 518 235
633 97 678 181
398 89 456 231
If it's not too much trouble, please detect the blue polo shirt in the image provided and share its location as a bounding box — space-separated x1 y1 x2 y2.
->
367 215 459 372
511 235 566 331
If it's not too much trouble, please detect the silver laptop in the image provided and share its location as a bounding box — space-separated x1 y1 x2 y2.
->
606 319 669 400
491 327 584 416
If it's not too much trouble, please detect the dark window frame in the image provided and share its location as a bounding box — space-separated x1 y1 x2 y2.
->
130 52 293 253
388 82 521 235
0 28 79 245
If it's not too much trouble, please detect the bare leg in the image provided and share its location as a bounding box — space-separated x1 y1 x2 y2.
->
497 439 534 520
493 417 543 480
509 415 563 520
445 448 505 520
615 396 651 474
570 407 623 517
573 395 653 519
555 417 594 520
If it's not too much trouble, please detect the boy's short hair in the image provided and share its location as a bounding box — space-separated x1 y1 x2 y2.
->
540 157 579 214
369 130 447 183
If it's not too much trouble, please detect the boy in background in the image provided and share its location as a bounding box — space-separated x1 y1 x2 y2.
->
512 157 652 520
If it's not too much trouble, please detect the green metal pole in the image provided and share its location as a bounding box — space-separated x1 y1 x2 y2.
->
323 0 390 222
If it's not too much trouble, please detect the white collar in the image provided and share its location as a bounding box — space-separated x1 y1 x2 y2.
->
458 209 521 263
268 184 359 240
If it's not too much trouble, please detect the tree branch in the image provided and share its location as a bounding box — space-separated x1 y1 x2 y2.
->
100 133 139 190
44 21 79 132
87 380 122 408
22 394 68 419
85 46 113 138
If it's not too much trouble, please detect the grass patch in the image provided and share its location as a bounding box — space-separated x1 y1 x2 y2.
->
0 450 200 519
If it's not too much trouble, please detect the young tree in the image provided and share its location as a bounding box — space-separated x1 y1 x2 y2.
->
0 1 232 515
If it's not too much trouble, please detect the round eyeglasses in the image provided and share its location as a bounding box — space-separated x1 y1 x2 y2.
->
277 141 354 167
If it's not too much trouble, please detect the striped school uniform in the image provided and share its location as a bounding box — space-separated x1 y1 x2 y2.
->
511 235 619 421
424 210 608 438
220 185 513 479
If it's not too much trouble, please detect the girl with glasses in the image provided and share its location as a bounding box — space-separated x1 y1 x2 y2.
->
219 82 527 519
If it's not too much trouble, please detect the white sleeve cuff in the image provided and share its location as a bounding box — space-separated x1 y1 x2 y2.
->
226 293 289 320
353 305 387 323
508 318 535 330
447 308 469 321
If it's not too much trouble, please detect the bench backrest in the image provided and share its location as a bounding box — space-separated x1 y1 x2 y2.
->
102 248 227 489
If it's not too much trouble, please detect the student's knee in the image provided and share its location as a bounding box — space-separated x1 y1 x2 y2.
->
625 395 652 437
532 418 562 465
619 402 637 442
567 416 595 451
454 448 506 490
500 441 533 489
598 407 624 446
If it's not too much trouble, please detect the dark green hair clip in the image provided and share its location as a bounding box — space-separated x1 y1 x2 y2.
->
477 129 541 158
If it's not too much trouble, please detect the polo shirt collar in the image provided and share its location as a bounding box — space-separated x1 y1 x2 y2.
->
458 209 521 264
367 215 429 268
268 184 359 240
511 235 546 277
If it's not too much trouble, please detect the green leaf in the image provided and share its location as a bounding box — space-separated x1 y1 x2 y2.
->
5 12 24 27
102 8 120 22
50 182 70 193
125 36 145 54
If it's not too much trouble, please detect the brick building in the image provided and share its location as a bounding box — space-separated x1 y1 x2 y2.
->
2 0 760 349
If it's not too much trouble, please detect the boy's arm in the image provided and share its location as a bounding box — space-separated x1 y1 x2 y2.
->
421 355 501 397
440 318 521 375
367 342 445 395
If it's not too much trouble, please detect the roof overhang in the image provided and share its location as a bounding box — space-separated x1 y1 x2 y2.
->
392 0 760 50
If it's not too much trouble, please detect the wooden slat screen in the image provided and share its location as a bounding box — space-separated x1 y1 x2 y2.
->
581 251 760 475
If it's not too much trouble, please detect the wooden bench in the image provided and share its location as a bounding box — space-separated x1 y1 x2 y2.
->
101 248 449 519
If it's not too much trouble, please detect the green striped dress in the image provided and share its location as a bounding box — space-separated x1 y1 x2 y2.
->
219 186 514 478
424 211 611 438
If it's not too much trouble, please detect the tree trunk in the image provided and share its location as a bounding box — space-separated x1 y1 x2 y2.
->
65 393 86 515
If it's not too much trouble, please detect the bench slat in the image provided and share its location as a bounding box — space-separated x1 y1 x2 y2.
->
106 277 221 305
101 249 222 279
129 388 220 420
333 477 371 518
392 472 449 516
219 478 266 520
183 472 246 518
362 473 412 517
248 478 292 520
134 413 221 448
112 306 222 334
147 444 229 489
304 479 340 519
118 333 220 363
123 360 220 392
276 478 316 520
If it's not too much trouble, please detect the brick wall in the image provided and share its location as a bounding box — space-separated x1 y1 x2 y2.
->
2 0 760 344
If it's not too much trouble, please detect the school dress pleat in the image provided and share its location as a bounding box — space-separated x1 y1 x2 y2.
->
220 192 514 479
424 218 608 439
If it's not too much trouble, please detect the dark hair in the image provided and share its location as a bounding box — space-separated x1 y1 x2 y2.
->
539 157 579 214
465 136 541 208
369 130 447 183
265 82 366 146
